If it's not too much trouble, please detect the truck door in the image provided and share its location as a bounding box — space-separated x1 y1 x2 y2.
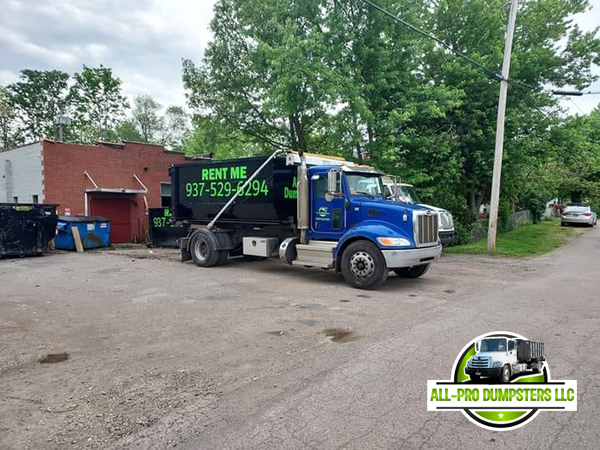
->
508 340 517 364
311 172 346 235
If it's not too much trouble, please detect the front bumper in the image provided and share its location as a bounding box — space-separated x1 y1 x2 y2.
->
465 367 502 377
439 230 455 245
382 244 442 269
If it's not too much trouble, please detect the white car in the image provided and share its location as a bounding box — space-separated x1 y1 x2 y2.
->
561 204 597 227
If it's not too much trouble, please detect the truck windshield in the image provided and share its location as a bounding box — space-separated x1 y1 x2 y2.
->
480 339 507 352
346 174 385 199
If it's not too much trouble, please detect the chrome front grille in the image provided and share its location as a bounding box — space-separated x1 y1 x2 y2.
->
414 211 439 246
471 357 490 369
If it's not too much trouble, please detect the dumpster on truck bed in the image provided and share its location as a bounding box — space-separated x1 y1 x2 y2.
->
170 156 297 227
0 203 58 258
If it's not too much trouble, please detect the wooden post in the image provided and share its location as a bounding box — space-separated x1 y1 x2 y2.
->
71 226 85 253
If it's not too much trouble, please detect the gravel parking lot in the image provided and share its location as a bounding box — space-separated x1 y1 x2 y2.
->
1 228 599 449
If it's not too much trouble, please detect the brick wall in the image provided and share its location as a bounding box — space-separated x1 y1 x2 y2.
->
42 140 188 242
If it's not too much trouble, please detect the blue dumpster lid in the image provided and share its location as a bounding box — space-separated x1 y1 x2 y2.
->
58 215 111 223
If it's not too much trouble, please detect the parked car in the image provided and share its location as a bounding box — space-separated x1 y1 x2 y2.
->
382 180 455 245
561 204 597 227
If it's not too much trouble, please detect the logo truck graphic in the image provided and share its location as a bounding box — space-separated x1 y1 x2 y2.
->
465 337 545 383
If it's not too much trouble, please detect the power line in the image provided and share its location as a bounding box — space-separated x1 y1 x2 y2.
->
361 0 599 98
360 0 504 81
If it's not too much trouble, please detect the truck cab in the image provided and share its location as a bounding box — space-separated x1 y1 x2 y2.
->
284 164 442 289
465 337 544 383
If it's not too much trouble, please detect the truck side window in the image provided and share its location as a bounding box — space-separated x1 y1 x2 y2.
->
332 209 342 229
508 341 514 351
313 177 328 198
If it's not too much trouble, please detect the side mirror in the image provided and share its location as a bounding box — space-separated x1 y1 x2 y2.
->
328 171 340 196
475 341 480 352
325 170 340 201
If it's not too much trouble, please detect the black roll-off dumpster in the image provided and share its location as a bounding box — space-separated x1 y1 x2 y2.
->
0 203 58 258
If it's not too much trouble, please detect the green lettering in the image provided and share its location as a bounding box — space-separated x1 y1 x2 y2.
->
202 168 209 181
230 166 241 179
240 166 247 179
430 389 439 401
498 389 509 402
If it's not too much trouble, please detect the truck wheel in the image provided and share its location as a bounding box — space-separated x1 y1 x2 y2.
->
190 230 220 267
469 374 480 381
341 241 388 290
533 363 542 374
394 264 430 279
500 365 511 383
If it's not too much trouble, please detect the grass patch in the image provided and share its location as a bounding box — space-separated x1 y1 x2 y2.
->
445 219 587 257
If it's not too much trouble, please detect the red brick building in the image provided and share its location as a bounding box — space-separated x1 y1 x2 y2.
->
1 140 191 243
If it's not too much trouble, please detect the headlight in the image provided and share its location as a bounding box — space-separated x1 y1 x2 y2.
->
492 362 502 368
377 237 411 247
467 358 472 368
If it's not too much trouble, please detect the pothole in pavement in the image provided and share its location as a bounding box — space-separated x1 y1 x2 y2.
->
39 353 69 364
323 328 359 343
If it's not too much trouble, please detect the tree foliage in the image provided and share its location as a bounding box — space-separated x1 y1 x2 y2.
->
183 0 600 239
7 69 70 142
70 65 129 142
0 86 19 151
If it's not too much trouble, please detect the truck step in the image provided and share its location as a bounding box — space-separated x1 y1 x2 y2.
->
292 240 337 268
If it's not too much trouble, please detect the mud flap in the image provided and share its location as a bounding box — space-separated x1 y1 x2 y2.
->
180 237 191 262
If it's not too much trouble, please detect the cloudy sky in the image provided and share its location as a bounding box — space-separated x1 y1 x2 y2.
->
0 0 598 115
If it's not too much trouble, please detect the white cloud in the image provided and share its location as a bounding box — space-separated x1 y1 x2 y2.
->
0 0 217 109
0 0 597 116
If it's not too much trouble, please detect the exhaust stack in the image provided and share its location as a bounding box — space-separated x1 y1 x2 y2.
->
297 150 309 244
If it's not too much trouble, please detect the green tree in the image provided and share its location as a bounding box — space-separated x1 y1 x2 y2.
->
159 106 190 150
131 94 162 142
70 65 129 142
0 86 20 151
7 69 70 141
182 0 346 152
185 116 263 159
113 119 145 142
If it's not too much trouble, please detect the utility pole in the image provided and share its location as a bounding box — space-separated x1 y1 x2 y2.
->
487 0 519 252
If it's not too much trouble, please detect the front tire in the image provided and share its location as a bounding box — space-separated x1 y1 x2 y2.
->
500 365 511 383
469 374 480 381
341 241 388 290
394 264 430 279
190 230 220 267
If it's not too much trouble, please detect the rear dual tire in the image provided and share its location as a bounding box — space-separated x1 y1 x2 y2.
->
190 230 229 267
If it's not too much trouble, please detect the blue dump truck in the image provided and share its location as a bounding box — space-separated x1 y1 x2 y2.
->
171 150 442 290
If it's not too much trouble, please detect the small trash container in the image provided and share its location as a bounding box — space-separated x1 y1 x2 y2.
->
54 216 111 250
0 203 58 257
148 207 189 247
